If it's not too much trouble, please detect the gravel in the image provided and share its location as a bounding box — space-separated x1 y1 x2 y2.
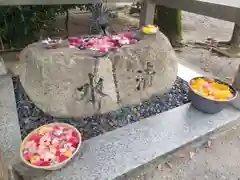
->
13 77 190 141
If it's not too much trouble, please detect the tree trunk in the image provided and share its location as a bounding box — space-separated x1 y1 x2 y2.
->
65 9 69 38
154 5 182 46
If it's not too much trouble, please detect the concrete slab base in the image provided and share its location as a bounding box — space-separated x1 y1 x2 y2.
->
0 75 21 164
1 62 240 180
34 103 240 180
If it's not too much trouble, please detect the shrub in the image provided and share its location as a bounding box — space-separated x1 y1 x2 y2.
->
0 5 94 49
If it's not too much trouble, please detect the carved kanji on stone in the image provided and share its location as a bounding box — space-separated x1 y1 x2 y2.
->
135 62 156 91
77 73 107 111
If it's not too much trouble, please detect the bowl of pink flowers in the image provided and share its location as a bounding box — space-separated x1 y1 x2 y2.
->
20 123 81 170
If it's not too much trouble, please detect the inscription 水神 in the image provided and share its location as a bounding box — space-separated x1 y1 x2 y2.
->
77 73 107 110
135 62 156 91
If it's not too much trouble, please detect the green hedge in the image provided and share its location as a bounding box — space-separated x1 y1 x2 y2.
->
0 5 93 48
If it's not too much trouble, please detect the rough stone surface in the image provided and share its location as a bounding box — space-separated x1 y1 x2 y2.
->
0 75 21 164
19 103 240 180
122 121 240 180
18 31 178 118
107 32 178 105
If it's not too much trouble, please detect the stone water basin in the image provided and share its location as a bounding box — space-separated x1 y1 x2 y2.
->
18 30 178 118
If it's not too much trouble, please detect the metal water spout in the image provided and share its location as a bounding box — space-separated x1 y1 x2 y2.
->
89 2 112 36
99 16 111 36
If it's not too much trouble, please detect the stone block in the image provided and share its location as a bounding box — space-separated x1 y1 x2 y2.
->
0 57 7 76
18 31 178 118
0 75 21 164
0 125 21 163
20 103 240 180
108 32 178 105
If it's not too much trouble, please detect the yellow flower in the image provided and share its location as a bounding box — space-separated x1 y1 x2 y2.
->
30 155 40 164
142 25 158 34
64 151 72 158
148 25 156 28
211 83 229 91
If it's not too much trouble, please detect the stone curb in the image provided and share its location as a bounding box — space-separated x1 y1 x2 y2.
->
2 61 239 180
35 103 240 180
0 57 8 76
0 75 21 164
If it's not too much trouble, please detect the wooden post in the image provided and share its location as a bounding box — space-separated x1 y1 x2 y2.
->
229 24 240 47
231 64 240 109
140 0 156 26
232 64 240 91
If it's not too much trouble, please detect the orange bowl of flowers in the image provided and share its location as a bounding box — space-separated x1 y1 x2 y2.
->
20 123 81 170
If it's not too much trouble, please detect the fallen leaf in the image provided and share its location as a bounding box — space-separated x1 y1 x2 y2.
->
195 148 200 153
108 122 114 127
165 162 172 169
189 151 195 159
157 164 162 170
206 140 212 148
175 153 185 158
